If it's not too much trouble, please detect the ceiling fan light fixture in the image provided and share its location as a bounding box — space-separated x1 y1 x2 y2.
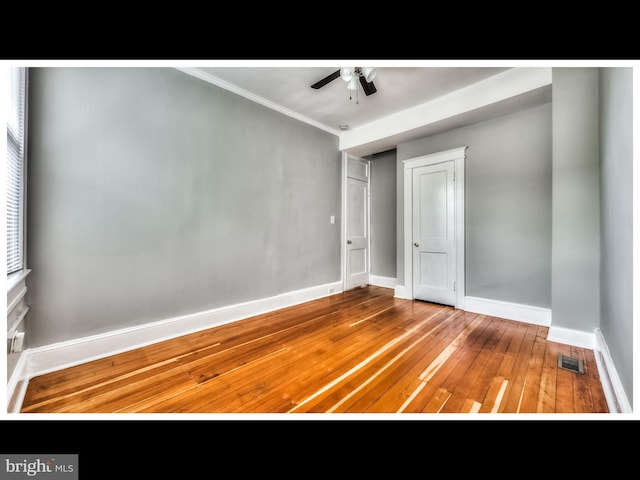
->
347 77 359 91
340 67 353 82
362 67 376 83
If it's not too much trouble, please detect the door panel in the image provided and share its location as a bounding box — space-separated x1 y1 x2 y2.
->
420 171 448 240
412 161 455 305
347 157 369 181
419 252 447 289
349 247 367 275
348 179 366 238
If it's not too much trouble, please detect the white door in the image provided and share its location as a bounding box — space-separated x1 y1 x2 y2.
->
345 156 370 290
412 160 456 305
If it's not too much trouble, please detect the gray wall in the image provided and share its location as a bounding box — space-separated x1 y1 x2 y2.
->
397 103 553 307
551 68 601 332
368 150 397 279
599 67 633 406
26 67 341 347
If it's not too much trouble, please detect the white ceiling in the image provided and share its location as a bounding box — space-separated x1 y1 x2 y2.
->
178 64 552 156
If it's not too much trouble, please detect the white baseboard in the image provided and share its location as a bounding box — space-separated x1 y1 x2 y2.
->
546 325 595 349
594 328 632 413
369 275 397 289
464 296 552 326
7 280 343 413
394 285 407 299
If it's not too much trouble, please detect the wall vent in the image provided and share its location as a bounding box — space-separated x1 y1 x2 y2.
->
557 354 584 374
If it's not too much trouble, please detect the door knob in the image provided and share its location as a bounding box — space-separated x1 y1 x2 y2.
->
414 242 419 247
347 240 352 244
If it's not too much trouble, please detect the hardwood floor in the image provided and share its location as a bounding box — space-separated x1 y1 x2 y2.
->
19 286 610 414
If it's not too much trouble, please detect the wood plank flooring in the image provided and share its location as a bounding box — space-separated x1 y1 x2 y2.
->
19 286 610 414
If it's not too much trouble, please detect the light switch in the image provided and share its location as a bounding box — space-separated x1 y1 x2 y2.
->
330 215 335 224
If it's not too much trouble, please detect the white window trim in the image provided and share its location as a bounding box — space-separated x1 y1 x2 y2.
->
6 67 30 360
6 67 29 283
7 269 31 294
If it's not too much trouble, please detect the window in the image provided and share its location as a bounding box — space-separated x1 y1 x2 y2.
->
6 67 27 275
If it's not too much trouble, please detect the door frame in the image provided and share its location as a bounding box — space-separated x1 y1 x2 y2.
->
342 152 371 291
402 146 467 308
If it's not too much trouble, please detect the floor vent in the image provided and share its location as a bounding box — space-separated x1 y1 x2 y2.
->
557 354 584 374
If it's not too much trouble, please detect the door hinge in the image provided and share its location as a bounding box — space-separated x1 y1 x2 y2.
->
453 281 456 292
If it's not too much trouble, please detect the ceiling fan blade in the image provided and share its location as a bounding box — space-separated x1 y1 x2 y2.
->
359 75 377 96
311 69 341 89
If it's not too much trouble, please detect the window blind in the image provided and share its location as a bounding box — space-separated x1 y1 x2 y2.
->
6 67 26 275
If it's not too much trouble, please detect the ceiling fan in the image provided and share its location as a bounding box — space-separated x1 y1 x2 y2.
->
311 67 378 99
